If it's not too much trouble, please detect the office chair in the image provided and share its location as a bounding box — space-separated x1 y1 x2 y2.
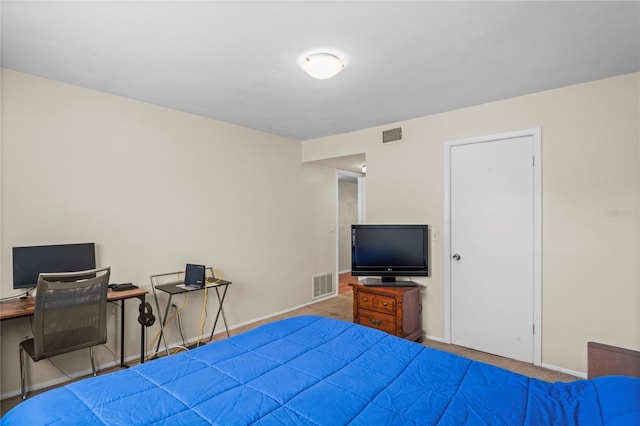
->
19 267 110 400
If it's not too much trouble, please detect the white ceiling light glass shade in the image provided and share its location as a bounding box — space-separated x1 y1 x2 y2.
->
301 53 344 79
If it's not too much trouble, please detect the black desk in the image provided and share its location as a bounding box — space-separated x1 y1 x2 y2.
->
0 288 148 367
153 280 232 354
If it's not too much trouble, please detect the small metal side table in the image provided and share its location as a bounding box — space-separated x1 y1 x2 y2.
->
150 269 232 357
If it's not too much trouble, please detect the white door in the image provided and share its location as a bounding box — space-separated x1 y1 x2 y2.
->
447 132 539 363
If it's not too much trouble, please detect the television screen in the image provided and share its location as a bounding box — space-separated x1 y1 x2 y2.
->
12 243 96 289
351 225 428 284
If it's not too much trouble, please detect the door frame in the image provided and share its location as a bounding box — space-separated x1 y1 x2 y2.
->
335 170 366 295
444 128 542 366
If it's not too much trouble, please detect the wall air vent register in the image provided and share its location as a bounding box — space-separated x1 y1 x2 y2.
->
382 127 403 143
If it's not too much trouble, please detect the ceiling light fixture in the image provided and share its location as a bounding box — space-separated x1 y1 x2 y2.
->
301 53 344 79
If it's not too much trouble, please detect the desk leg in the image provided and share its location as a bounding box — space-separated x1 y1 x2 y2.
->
153 294 173 357
209 285 230 341
119 296 147 367
120 300 126 367
138 295 146 364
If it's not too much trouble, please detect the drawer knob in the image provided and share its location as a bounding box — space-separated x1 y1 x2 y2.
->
363 297 368 302
383 302 388 307
369 317 382 326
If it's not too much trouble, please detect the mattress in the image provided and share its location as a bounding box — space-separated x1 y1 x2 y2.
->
3 315 639 425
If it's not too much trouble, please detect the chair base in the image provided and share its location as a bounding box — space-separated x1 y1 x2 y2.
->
19 342 99 400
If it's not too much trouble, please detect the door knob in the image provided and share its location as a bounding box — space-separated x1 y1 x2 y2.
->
452 253 461 261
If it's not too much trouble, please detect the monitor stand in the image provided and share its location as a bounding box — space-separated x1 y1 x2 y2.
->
362 278 418 287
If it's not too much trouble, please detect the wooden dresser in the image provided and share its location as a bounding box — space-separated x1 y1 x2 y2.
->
349 282 423 342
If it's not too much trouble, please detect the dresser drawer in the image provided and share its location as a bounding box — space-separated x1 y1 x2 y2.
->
358 309 395 335
349 282 423 342
358 292 375 310
375 295 396 314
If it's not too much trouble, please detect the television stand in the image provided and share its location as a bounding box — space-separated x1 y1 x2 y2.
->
349 282 423 342
362 278 418 287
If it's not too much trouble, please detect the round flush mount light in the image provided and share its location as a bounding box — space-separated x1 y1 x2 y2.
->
301 53 344 79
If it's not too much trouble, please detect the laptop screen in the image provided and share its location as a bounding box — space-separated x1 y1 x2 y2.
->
184 264 205 287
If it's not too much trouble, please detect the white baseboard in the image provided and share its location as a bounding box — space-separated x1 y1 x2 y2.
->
541 363 587 379
424 334 445 343
0 348 144 400
150 295 339 356
220 296 337 333
1 369 89 401
421 336 588 379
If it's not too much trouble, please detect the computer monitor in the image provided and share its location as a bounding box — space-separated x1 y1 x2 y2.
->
12 243 96 290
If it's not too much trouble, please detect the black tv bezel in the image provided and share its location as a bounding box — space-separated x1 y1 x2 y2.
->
351 224 429 281
12 242 97 290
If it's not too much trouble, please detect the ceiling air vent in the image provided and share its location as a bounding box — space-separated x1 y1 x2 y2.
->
382 127 403 144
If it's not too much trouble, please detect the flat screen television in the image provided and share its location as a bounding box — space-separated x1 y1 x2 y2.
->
351 224 428 285
12 243 96 290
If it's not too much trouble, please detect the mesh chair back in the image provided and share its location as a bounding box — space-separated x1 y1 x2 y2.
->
32 267 110 361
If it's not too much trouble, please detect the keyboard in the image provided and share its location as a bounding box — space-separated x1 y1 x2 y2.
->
109 283 138 291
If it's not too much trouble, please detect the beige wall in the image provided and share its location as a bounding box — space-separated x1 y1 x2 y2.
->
303 72 640 375
1 67 637 392
0 69 336 396
338 181 358 272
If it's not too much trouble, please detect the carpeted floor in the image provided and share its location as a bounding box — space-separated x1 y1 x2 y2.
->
289 291 578 383
1 291 577 416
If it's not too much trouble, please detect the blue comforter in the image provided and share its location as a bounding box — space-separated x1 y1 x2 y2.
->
3 315 639 425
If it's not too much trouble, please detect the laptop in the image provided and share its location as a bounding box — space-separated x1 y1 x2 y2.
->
183 264 205 290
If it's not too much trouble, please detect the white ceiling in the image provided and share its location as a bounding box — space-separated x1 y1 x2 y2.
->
2 1 639 141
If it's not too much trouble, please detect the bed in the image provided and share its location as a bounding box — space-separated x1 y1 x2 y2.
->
3 315 639 425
